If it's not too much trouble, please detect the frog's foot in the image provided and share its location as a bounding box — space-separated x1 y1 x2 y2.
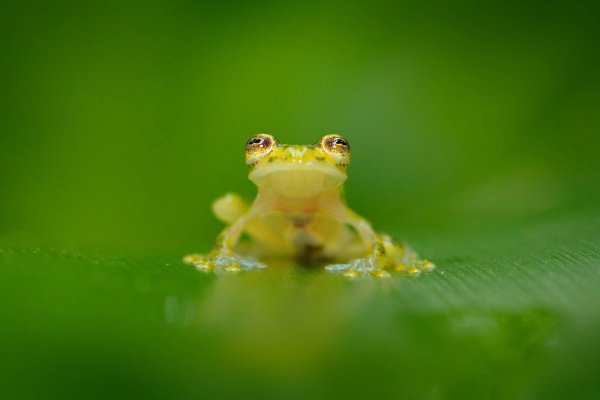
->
183 252 267 274
381 236 436 275
324 257 392 279
393 259 436 275
324 255 435 279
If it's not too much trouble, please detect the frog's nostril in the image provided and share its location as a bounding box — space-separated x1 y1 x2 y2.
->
288 146 307 159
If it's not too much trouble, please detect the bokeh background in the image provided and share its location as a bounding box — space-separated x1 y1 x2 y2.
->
1 1 600 399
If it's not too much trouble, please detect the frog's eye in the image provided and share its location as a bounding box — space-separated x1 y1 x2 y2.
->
245 134 278 165
318 134 351 164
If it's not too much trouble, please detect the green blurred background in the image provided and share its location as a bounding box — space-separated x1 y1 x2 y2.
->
1 1 600 399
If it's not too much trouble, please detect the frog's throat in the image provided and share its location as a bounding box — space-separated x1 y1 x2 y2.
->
248 162 347 199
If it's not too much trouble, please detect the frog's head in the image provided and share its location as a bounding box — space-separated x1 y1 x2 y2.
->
245 134 350 198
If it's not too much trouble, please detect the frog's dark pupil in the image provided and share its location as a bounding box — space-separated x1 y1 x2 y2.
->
248 138 263 146
333 138 348 146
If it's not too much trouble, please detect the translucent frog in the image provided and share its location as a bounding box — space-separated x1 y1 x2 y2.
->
184 134 434 278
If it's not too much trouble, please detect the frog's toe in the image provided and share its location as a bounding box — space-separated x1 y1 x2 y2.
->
344 268 390 279
209 253 267 272
394 259 436 275
369 269 391 278
421 260 436 271
184 252 267 273
223 264 242 273
183 253 204 265
342 269 361 279
183 254 217 272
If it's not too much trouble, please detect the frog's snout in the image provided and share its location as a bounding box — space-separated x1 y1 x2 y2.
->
286 146 308 160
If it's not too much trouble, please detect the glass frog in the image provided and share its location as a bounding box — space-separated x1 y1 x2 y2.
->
184 134 434 278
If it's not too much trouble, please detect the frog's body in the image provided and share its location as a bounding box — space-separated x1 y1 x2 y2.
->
184 134 434 277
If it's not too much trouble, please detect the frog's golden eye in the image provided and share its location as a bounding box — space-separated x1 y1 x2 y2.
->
318 134 351 164
245 134 277 165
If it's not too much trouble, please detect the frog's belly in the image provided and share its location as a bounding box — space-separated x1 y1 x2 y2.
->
246 213 364 261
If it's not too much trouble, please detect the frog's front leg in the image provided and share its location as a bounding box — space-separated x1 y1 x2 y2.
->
325 206 434 277
213 213 250 256
183 200 266 272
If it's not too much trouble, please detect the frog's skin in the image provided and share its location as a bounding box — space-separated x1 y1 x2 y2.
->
184 134 434 277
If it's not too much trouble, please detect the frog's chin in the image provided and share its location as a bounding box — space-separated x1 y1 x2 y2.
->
249 162 347 199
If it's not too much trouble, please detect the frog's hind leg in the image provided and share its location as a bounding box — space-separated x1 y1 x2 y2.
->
324 206 435 277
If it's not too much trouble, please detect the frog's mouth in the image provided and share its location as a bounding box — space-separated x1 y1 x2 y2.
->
249 162 347 199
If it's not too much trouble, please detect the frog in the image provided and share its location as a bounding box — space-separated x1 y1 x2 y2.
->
183 134 434 278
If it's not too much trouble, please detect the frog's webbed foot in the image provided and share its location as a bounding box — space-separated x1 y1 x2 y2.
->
325 234 435 279
325 257 392 278
325 256 435 279
183 251 267 274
